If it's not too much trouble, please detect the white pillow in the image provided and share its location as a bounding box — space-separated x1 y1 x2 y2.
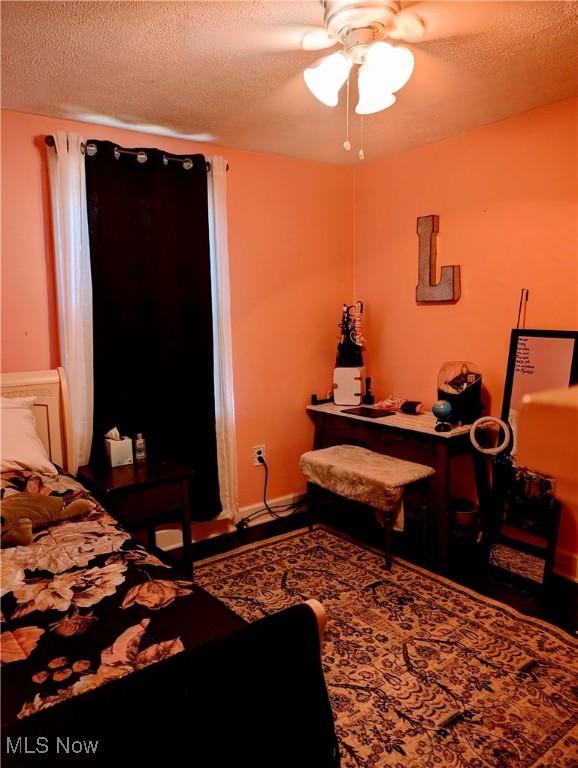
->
1 396 58 475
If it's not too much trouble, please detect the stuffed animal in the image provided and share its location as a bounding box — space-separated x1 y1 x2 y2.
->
0 493 93 548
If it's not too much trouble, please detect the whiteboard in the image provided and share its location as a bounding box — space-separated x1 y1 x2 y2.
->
501 330 578 424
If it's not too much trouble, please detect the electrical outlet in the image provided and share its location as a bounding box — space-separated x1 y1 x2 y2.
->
252 444 266 466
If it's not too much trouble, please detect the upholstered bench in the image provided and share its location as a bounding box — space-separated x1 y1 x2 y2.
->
299 444 435 569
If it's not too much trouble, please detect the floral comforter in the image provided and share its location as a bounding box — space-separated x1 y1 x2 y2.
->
0 469 243 727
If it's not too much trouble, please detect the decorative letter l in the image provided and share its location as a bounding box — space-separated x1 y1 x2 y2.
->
416 215 461 303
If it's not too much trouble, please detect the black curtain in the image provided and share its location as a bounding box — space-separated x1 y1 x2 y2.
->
85 141 221 519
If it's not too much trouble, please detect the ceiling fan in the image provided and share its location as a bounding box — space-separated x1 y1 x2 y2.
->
300 1 425 115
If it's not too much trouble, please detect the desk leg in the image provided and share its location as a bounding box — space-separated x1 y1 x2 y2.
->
181 479 194 578
471 452 493 544
146 524 156 550
432 444 450 568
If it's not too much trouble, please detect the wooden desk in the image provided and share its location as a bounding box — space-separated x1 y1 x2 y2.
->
307 404 490 566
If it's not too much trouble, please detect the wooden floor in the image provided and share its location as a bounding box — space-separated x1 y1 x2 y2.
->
168 503 578 637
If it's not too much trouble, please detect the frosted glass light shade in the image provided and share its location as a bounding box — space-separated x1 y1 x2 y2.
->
356 64 396 114
363 42 414 94
304 51 352 107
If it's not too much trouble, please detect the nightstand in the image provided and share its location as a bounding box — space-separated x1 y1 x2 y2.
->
77 461 194 576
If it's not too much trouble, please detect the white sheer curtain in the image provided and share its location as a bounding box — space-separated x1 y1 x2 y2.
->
207 156 239 521
47 132 93 474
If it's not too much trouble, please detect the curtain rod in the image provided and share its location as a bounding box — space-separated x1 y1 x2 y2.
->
44 135 228 172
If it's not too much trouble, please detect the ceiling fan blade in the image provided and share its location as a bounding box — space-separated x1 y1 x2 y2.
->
391 1 490 43
301 28 339 52
389 11 426 42
240 25 336 53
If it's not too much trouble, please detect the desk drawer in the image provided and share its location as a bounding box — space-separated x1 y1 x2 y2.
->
323 416 371 445
110 482 183 526
322 417 437 466
373 434 437 466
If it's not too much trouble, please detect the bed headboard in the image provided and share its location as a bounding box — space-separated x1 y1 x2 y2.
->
0 367 73 473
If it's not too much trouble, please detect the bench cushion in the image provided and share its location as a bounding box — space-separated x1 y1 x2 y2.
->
299 444 435 515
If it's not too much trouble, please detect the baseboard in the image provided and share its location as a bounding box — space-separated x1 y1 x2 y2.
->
155 493 303 552
155 498 577 581
236 492 303 527
553 547 578 583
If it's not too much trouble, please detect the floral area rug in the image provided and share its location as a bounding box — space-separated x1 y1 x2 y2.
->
195 527 578 768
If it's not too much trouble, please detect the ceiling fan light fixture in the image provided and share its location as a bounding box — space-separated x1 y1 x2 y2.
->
355 65 396 114
302 1 421 155
363 41 414 94
304 51 352 107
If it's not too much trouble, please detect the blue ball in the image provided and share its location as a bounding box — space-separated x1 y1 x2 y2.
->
432 399 453 422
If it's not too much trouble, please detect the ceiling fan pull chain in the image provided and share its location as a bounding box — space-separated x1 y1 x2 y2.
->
343 75 352 151
359 115 365 160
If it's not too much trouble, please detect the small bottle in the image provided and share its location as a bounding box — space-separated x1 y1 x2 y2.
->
134 433 146 463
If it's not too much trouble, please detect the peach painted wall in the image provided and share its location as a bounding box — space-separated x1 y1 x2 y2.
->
1 110 353 507
2 101 577 572
354 97 578 575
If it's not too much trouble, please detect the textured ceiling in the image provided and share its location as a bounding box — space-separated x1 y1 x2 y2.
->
1 1 577 164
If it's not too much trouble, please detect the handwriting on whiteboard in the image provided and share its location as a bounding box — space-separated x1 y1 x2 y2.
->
515 337 535 375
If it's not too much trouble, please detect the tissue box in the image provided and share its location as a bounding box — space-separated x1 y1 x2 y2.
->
105 437 134 467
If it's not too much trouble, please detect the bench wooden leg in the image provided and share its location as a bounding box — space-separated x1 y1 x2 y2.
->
382 508 393 570
306 482 318 532
420 477 433 559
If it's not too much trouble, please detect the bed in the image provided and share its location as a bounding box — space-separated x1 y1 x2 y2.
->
1 369 339 767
